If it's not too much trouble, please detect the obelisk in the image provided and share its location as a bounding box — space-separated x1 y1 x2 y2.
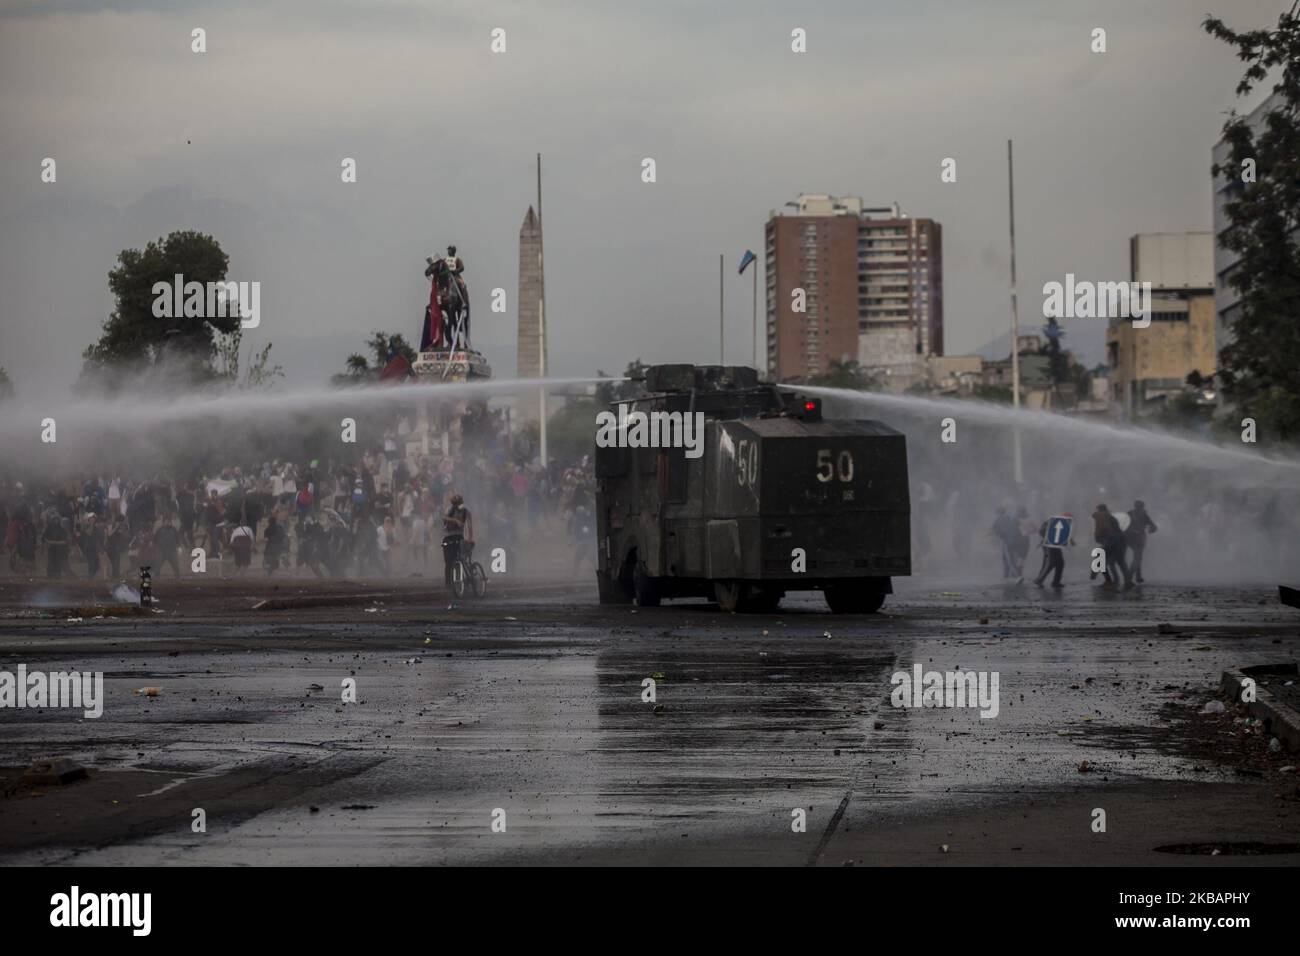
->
515 204 545 422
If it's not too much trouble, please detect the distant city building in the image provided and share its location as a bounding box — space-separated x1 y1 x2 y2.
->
983 335 1051 391
1106 232 1216 418
923 354 983 394
765 193 942 387
1063 365 1113 419
515 205 545 421
979 334 1093 411
1089 368 1111 404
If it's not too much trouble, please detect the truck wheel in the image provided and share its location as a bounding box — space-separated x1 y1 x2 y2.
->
633 563 661 607
751 587 783 613
714 580 746 612
824 583 887 614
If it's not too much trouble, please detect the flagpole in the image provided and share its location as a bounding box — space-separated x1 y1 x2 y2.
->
1007 139 1022 486
752 263 758 371
537 153 548 469
719 254 724 364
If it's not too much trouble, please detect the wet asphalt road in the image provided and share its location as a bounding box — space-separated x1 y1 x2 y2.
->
1 577 1298 865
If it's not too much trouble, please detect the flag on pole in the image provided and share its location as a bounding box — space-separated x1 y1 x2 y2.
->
738 249 756 274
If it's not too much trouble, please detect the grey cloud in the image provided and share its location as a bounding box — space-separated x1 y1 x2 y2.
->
0 0 1291 400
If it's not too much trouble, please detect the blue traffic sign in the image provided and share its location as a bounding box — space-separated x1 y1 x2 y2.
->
1044 515 1073 548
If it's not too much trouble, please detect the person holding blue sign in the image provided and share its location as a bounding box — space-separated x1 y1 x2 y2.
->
1033 512 1075 588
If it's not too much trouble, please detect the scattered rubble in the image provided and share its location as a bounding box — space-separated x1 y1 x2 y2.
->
23 758 87 786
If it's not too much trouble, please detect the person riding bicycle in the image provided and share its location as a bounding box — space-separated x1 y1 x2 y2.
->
441 492 474 592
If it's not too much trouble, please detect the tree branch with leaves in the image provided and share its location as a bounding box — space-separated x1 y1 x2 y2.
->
1205 8 1300 439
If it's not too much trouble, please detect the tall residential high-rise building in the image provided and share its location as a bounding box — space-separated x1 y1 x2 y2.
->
765 193 942 386
1213 90 1289 351
515 205 545 421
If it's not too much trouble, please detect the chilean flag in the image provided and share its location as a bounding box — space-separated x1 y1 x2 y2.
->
379 352 412 383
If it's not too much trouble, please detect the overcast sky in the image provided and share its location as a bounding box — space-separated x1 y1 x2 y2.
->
0 0 1288 399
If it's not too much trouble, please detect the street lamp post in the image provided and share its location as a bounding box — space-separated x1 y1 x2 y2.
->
1007 139 1023 485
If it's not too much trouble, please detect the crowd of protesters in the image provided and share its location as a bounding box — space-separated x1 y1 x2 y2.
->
990 498 1158 590
0 427 595 585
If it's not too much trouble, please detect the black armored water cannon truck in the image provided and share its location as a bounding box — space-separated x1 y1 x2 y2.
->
594 364 911 613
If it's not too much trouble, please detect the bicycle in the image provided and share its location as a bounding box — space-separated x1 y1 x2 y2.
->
447 540 486 599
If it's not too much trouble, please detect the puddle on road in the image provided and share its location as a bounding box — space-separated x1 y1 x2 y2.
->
3 595 1296 864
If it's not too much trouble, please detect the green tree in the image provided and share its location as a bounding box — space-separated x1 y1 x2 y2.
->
366 331 417 368
1070 361 1095 403
967 384 1014 404
1042 318 1071 401
331 331 418 385
536 360 651 465
516 420 540 462
80 231 237 390
1204 9 1300 439
595 359 648 404
545 398 603 462
213 327 284 390
1153 388 1215 435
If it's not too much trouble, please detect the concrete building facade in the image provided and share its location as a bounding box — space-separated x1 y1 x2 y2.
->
765 194 942 386
924 354 983 394
1106 232 1216 417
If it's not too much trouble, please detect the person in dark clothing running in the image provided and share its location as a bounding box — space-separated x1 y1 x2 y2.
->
263 514 287 577
1125 500 1158 584
154 517 181 577
106 520 128 578
13 515 37 573
128 485 155 536
177 482 197 549
43 515 70 579
1092 504 1132 590
78 516 105 579
202 491 224 559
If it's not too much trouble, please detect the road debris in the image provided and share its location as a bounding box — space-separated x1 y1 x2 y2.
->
23 758 87 786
